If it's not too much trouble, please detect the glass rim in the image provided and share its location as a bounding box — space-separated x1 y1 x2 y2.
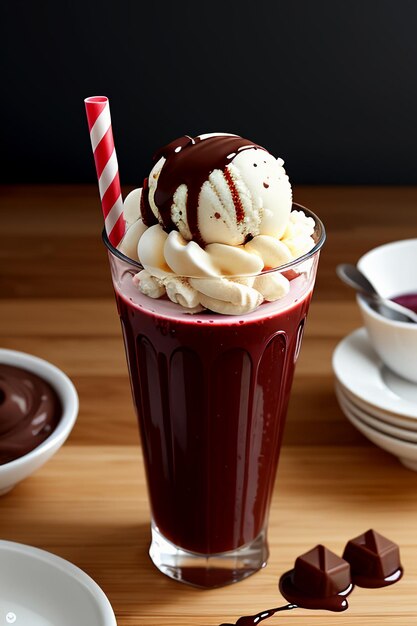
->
102 202 326 277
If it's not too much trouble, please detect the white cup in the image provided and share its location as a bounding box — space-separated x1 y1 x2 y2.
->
357 239 417 383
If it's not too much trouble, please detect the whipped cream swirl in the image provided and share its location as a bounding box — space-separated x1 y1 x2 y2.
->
121 206 315 315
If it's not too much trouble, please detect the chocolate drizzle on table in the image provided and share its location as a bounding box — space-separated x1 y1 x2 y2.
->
0 364 61 464
219 604 298 626
219 529 403 625
278 572 352 612
140 134 266 247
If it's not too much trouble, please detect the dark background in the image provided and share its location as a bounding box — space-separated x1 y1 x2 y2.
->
2 0 417 185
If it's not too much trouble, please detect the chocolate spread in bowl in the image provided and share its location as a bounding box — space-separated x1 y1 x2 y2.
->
0 364 61 464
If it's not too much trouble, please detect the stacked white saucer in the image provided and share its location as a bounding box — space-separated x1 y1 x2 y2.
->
333 328 417 472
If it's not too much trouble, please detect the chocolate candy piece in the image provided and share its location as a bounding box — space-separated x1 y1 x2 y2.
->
279 544 352 612
343 529 403 587
293 544 351 597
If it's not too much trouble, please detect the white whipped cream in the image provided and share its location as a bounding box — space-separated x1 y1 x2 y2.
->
119 207 315 315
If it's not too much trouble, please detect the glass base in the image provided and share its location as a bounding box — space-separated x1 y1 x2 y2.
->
149 522 269 588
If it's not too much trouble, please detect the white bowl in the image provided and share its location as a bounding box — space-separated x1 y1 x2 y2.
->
0 540 116 625
0 349 79 495
357 239 417 382
341 402 417 472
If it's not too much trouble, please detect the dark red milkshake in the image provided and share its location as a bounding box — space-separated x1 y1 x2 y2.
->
114 270 313 555
106 224 323 587
101 132 325 586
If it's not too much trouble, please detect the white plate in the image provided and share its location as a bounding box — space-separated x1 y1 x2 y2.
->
0 541 117 625
335 382 417 431
332 328 417 419
336 385 417 443
339 400 417 472
335 381 417 430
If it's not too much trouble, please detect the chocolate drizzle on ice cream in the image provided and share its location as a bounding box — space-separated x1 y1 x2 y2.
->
142 134 266 247
140 178 157 227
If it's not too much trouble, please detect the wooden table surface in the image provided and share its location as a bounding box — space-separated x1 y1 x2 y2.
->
1 185 417 624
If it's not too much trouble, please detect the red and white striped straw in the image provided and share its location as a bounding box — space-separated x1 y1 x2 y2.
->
84 96 126 247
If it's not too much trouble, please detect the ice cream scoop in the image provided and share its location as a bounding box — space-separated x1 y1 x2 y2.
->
118 133 316 315
141 133 292 247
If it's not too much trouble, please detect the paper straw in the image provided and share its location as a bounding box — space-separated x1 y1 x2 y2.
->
84 96 126 246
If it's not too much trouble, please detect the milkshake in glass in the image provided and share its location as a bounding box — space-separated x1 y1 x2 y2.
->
105 134 325 587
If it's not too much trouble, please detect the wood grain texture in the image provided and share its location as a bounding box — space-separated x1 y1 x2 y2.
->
1 185 417 624
0 446 416 625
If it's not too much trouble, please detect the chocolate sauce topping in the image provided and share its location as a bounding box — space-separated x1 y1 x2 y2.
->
140 177 158 227
0 364 61 464
151 134 266 247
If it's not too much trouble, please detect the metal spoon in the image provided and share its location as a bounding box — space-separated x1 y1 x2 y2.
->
336 263 417 324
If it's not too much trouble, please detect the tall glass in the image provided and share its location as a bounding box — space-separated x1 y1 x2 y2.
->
104 204 325 588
